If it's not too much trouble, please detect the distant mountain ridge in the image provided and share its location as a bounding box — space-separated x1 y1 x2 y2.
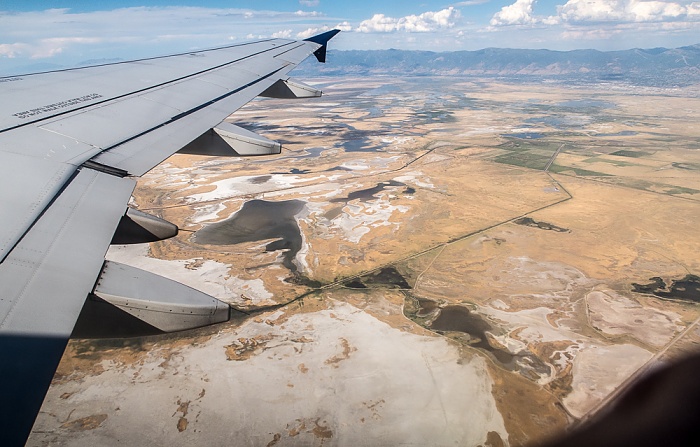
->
4 44 699 88
297 44 700 87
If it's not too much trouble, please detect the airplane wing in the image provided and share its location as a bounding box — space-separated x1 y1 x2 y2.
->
0 29 340 446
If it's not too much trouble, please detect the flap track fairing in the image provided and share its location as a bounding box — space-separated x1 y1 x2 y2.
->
75 260 231 337
111 208 178 245
178 121 281 157
260 78 322 99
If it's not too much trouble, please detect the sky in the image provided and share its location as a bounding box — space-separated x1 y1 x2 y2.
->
1 1 699 74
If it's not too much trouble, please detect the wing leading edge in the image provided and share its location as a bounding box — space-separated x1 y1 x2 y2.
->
0 30 339 445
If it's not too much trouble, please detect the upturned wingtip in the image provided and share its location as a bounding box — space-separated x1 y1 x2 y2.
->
304 29 341 63
303 29 341 45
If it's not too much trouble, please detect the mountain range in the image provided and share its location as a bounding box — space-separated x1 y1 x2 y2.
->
296 44 700 87
5 44 700 88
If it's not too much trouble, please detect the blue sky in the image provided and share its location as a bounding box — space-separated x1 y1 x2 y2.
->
2 1 699 73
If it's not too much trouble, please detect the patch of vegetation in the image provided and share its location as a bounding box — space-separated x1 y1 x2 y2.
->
498 144 532 152
493 152 551 170
548 165 609 176
288 275 323 288
498 140 562 153
608 177 655 190
610 150 651 158
672 162 700 171
342 266 412 290
582 157 636 167
514 217 570 233
402 293 436 327
664 186 700 195
560 145 602 157
527 148 562 158
605 177 700 196
415 109 456 123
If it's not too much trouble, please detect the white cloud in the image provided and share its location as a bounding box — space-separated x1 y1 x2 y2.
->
296 22 352 39
1 3 698 70
296 26 329 39
542 15 561 25
487 0 700 28
558 0 692 23
490 0 537 26
689 2 700 15
0 42 29 58
454 0 491 5
357 14 398 32
43 37 104 45
272 29 293 39
335 21 353 32
561 27 623 40
0 37 106 60
357 7 461 33
299 0 320 6
296 26 328 39
0 6 341 67
294 10 323 17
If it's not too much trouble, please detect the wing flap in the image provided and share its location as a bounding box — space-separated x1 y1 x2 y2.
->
0 168 135 444
0 153 75 262
0 124 98 161
0 168 135 336
0 127 102 263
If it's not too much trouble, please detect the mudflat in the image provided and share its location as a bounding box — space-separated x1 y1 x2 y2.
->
30 76 700 446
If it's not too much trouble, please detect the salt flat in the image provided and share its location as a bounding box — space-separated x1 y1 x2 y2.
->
30 76 700 446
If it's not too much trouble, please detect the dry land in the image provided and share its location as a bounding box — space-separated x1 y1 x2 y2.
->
30 77 700 446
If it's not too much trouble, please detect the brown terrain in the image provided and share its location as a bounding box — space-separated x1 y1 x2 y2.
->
30 76 700 446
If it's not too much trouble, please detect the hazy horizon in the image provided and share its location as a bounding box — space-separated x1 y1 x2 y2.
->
2 2 700 74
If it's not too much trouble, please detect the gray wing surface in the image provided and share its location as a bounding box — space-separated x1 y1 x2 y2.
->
0 29 339 446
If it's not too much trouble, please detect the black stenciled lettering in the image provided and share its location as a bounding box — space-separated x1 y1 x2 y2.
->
12 93 103 119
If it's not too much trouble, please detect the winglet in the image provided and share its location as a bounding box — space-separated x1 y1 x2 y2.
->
303 29 340 63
